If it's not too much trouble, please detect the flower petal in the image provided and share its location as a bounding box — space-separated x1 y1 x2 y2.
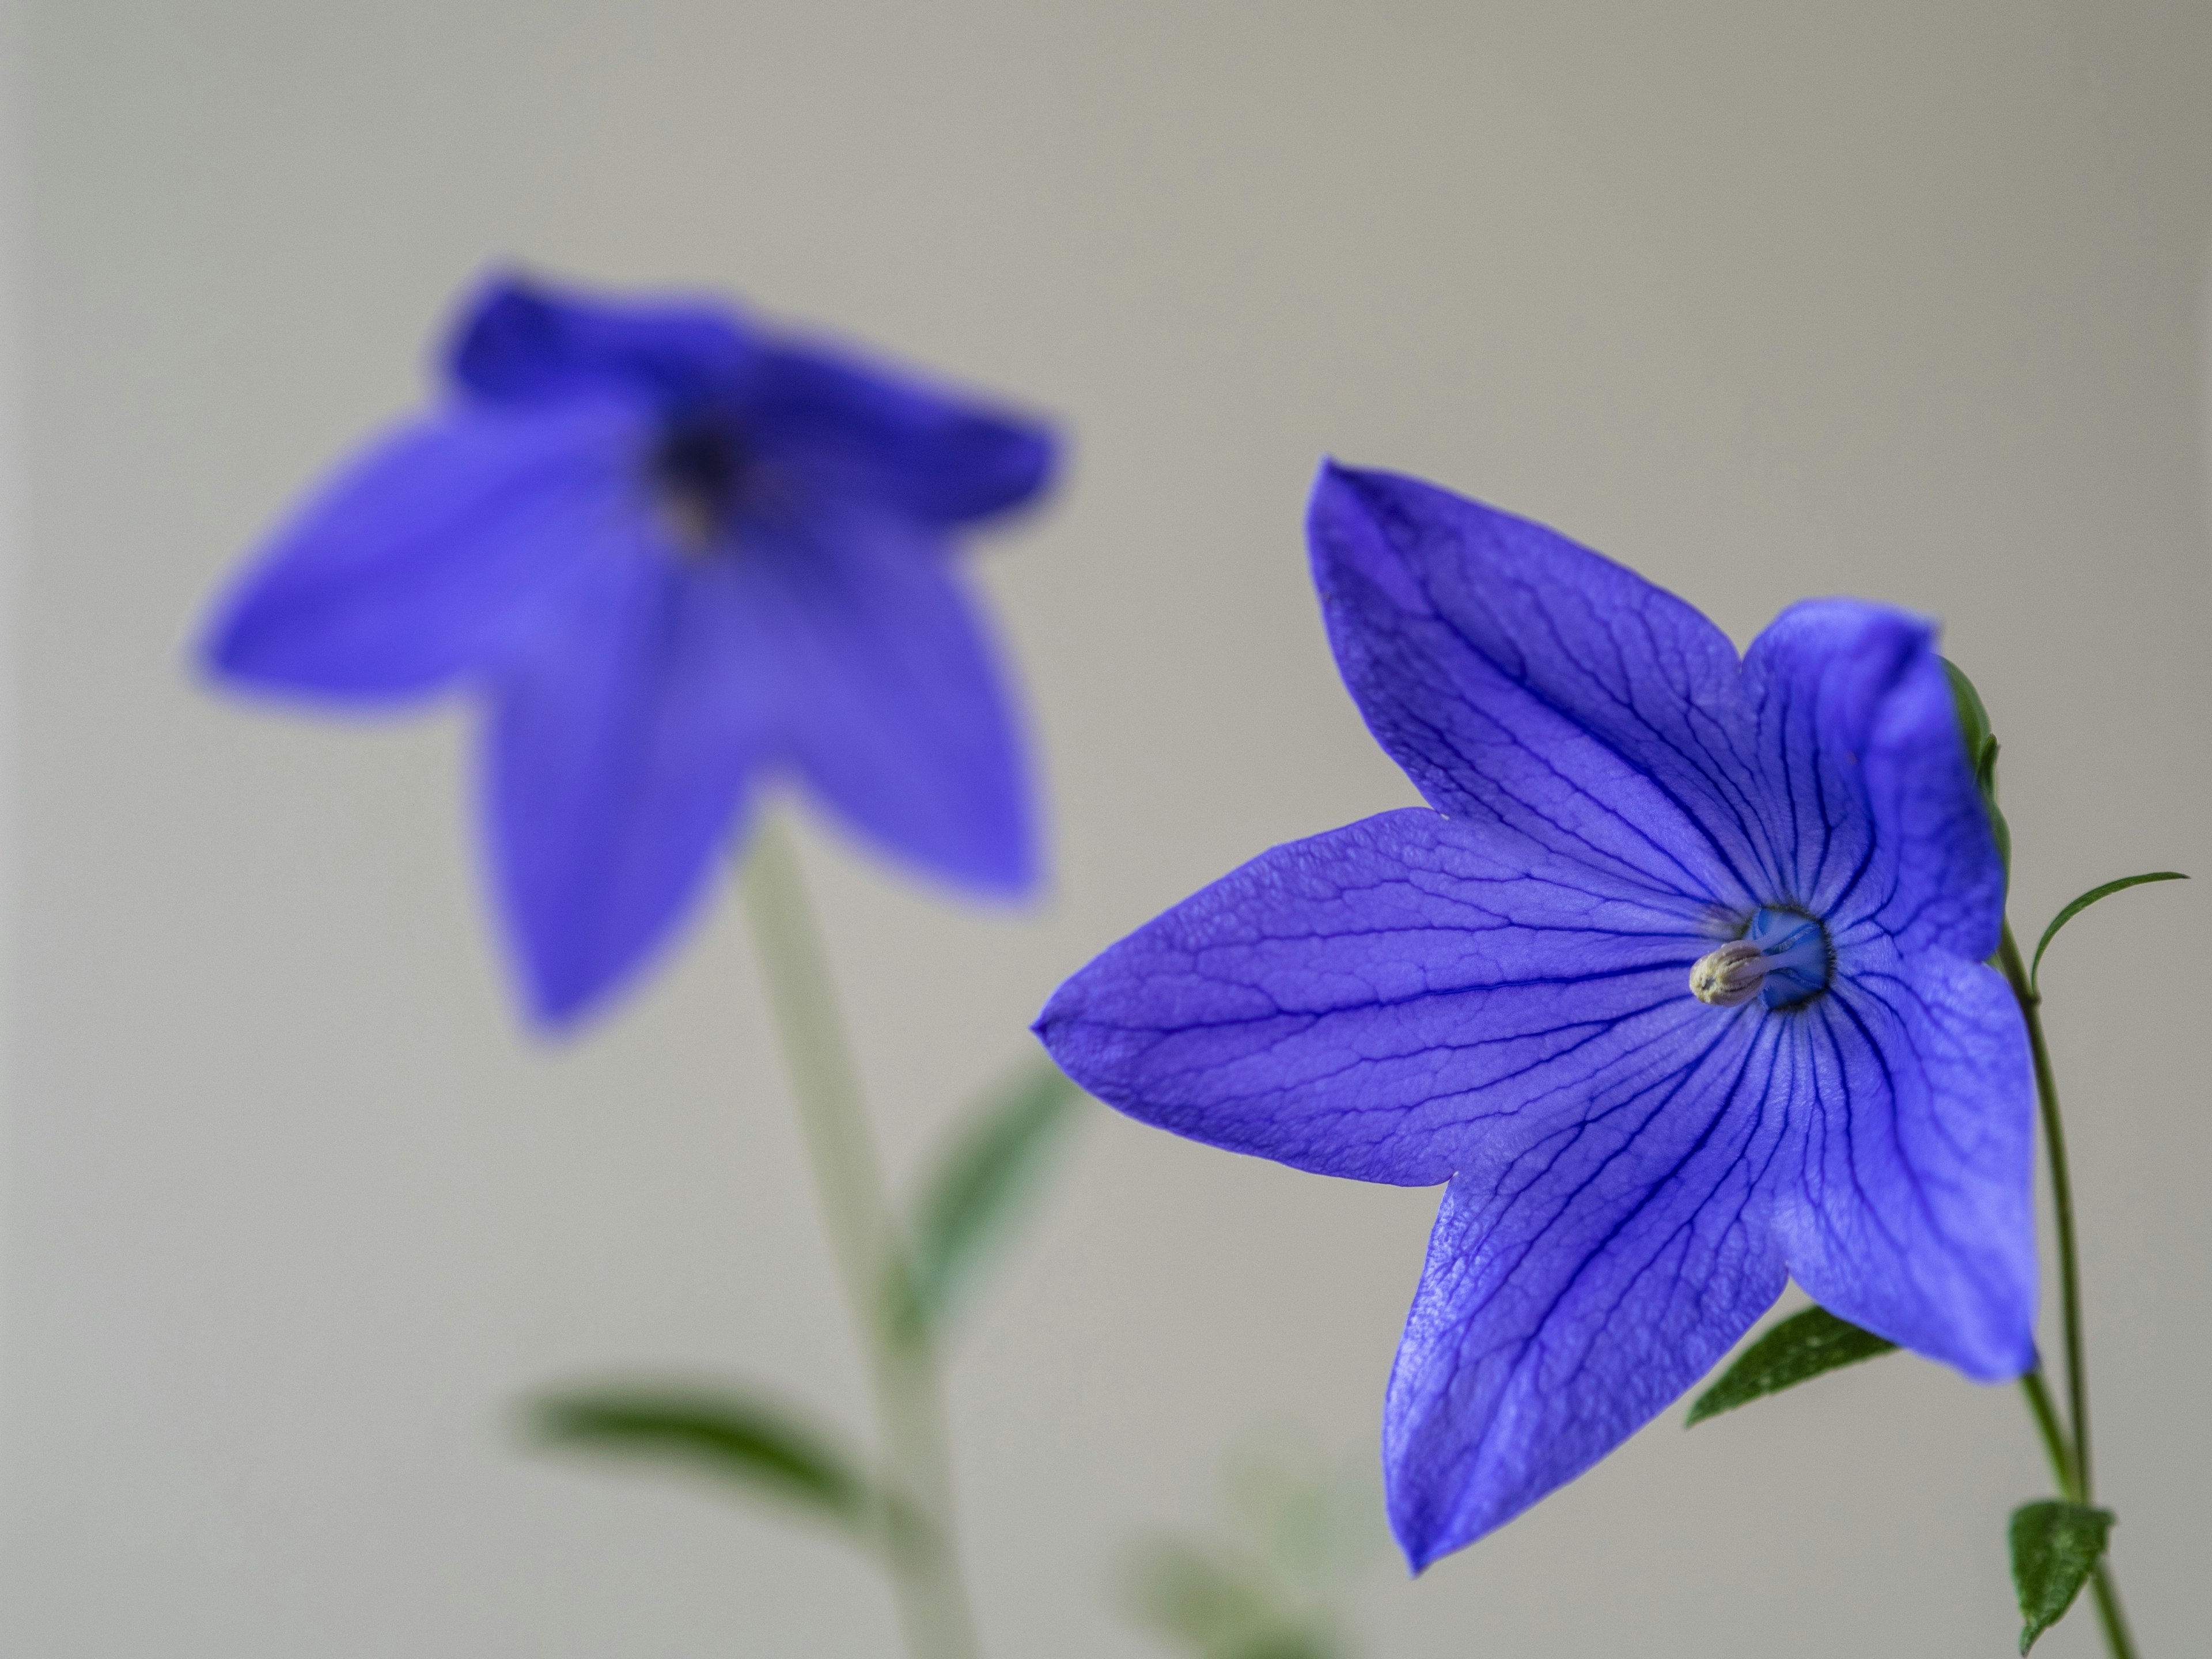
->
482 546 760 1025
730 517 1035 895
448 275 756 409
1036 808 1724 1185
202 402 645 700
1772 947 2036 1380
449 280 1056 527
1384 1013 1789 1566
740 342 1056 524
1308 464 1774 910
1742 600 2003 959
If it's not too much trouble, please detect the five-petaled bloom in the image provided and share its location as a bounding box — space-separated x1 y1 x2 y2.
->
204 275 1055 1024
1037 464 2035 1569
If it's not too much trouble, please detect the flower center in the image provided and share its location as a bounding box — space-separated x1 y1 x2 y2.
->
1689 907 1831 1010
649 414 751 551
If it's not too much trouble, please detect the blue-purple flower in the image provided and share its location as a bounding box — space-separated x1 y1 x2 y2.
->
204 276 1055 1025
1037 464 2036 1568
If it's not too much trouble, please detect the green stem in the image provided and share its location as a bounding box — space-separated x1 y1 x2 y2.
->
2017 1368 2075 1499
740 817 979 1659
1999 923 2090 1501
2089 1568 2140 1659
2000 923 2138 1659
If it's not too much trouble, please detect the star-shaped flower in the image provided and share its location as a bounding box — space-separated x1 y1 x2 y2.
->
204 276 1055 1025
1036 463 2035 1567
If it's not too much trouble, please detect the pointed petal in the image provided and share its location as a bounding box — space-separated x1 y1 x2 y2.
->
202 402 645 699
1742 600 2003 959
1773 948 2036 1380
1037 809 1729 1185
448 275 756 408
741 342 1056 524
482 547 760 1025
1308 464 1774 911
733 518 1035 895
1385 1018 1789 1566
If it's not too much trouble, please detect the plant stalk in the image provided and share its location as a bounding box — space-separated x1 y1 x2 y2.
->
741 817 979 1659
2000 923 2137 1659
1999 923 2090 1501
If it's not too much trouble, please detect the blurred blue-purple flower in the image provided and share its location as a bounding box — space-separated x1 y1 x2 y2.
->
1038 463 2035 1569
204 276 1055 1024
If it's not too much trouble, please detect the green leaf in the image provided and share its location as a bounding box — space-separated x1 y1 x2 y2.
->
2010 1499 2115 1653
2030 872 2189 993
1686 1305 1898 1425
1944 658 2012 895
1123 1536 1342 1659
892 1055 1088 1343
528 1381 878 1539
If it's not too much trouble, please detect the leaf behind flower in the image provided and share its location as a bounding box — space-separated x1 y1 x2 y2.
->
1686 1305 1897 1426
891 1055 1088 1344
2010 1499 2114 1653
1124 1536 1343 1659
527 1380 880 1542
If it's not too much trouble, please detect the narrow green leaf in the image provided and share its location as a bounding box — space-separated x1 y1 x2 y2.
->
1943 658 2011 895
2010 1499 2115 1653
1686 1305 1897 1426
528 1382 877 1537
893 1055 1088 1343
2030 872 2189 992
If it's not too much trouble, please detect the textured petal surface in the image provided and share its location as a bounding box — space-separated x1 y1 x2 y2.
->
1036 809 1725 1185
1308 464 1774 908
203 402 645 699
1772 946 2037 1378
1743 600 2004 959
741 342 1056 525
482 544 760 1025
1384 1014 1789 1566
448 276 756 409
729 516 1035 895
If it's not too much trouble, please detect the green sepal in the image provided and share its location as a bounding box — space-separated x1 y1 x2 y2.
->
2029 871 2189 992
1943 658 2012 898
887 1055 1088 1346
2009 1499 2115 1653
527 1380 882 1542
1686 1305 1898 1426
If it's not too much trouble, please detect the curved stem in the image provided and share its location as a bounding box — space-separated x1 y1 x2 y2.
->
741 817 979 1659
2001 923 2138 1658
1999 922 2090 1501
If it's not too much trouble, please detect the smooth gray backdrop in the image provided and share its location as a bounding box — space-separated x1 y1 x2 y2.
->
5 3 2208 1654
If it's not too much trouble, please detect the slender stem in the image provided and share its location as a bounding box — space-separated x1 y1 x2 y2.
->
2000 923 2139 1659
2018 1369 2076 1500
2089 1568 2140 1659
1999 922 2091 1502
740 816 979 1659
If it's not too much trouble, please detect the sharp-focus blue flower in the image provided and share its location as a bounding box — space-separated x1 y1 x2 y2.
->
204 275 1055 1025
1037 464 2035 1569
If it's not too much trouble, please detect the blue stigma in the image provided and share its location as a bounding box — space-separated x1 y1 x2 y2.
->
1744 906 1831 1010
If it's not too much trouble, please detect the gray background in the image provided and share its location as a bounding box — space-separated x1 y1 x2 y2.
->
5 2 2209 1654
